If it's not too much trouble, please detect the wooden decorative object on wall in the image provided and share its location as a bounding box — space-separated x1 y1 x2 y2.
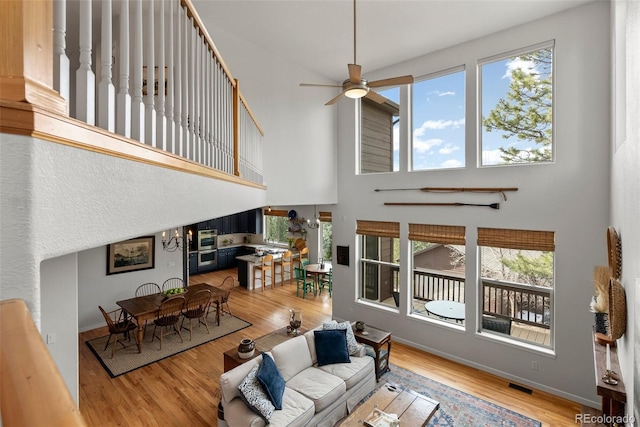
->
607 226 622 279
608 278 627 341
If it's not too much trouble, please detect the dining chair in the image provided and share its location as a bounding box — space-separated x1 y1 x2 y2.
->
151 296 185 350
135 282 160 297
181 289 212 340
99 306 138 358
217 276 235 316
294 267 315 299
296 247 309 268
253 254 274 291
319 268 333 297
162 277 184 292
274 250 293 285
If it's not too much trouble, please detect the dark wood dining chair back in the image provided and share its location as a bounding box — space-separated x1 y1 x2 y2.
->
181 289 212 340
151 296 185 349
161 277 184 292
99 306 137 358
135 282 160 297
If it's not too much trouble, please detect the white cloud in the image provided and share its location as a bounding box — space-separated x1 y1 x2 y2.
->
439 144 460 155
481 149 504 166
415 118 465 135
413 138 443 153
441 158 463 168
439 91 455 97
504 57 537 79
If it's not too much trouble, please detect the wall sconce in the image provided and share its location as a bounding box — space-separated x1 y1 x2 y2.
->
161 228 192 252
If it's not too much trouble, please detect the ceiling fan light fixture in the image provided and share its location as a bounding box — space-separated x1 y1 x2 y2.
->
344 80 369 99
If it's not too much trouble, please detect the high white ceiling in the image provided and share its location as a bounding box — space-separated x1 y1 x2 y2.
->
192 0 595 82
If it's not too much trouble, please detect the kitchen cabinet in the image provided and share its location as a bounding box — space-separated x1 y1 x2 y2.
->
218 247 241 270
188 253 198 275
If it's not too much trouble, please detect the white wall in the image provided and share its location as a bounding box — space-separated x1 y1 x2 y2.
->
610 0 639 421
330 2 610 407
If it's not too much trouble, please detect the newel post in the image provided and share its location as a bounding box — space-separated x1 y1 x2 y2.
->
0 0 67 115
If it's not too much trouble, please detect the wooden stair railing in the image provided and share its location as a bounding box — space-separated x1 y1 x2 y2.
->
0 299 86 426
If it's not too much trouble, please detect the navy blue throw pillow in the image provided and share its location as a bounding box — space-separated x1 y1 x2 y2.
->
256 352 286 410
314 329 351 366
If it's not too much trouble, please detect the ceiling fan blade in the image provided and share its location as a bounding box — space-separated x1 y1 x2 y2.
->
348 64 362 84
325 91 346 106
364 90 387 104
368 75 414 88
300 83 343 88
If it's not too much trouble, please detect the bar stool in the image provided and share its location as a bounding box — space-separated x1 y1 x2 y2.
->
275 250 293 285
253 254 274 291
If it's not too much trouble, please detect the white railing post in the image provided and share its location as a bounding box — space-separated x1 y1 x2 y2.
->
116 0 131 138
98 0 115 132
155 0 166 151
130 0 145 142
53 0 69 104
76 0 95 124
165 2 175 154
143 0 156 146
173 2 183 156
181 11 190 159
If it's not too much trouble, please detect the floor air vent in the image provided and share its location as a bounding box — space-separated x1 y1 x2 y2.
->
508 383 533 394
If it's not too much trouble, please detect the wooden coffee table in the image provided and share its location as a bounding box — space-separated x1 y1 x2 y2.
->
339 383 439 426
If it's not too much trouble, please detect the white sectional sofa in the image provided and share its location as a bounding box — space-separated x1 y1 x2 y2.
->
219 326 376 427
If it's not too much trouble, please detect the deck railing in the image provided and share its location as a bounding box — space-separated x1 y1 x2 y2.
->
51 0 263 185
409 269 550 329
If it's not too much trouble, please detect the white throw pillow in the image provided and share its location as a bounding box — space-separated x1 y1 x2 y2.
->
238 364 275 422
323 320 359 355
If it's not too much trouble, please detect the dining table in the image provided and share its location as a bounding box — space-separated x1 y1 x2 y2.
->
304 263 332 293
116 282 225 353
424 300 465 323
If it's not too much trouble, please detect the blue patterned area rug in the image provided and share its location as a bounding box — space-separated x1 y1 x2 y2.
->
377 364 541 427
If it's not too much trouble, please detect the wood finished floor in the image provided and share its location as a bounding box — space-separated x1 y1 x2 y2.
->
78 268 582 426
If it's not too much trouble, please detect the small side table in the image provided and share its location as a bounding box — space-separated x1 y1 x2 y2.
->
353 325 391 381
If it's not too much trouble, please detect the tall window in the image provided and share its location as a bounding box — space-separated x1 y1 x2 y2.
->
480 43 554 166
409 224 466 324
320 211 332 261
264 209 289 244
357 220 399 308
478 228 555 347
360 87 400 173
412 68 466 170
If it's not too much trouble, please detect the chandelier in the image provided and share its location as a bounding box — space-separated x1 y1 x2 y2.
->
306 206 320 229
161 228 192 252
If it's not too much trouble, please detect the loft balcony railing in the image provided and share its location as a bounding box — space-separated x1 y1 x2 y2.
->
49 0 263 185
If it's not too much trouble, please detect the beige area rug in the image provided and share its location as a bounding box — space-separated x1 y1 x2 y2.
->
86 314 251 377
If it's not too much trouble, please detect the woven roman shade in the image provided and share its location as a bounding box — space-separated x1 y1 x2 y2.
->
319 211 332 222
409 224 465 245
477 227 555 252
263 209 288 217
356 220 399 238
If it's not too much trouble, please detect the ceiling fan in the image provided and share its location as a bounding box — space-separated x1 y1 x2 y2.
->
300 0 414 106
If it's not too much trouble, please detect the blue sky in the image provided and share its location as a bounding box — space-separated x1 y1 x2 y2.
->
376 53 548 170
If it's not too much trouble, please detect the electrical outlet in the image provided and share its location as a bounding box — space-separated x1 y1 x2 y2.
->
46 333 56 344
531 360 538 371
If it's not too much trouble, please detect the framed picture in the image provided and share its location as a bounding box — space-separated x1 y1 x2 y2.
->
107 236 156 275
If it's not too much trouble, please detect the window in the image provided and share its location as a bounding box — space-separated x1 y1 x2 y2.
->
412 68 465 170
356 220 399 308
478 228 555 347
264 209 289 244
320 211 332 261
480 43 554 166
409 224 466 324
360 87 400 173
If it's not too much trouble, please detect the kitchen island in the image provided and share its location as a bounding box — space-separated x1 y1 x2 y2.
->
236 247 299 290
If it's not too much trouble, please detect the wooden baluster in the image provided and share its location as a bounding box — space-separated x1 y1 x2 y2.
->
165 1 174 154
76 0 95 124
155 0 166 150
53 0 70 104
130 0 145 142
98 0 115 132
143 0 156 146
116 0 131 138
